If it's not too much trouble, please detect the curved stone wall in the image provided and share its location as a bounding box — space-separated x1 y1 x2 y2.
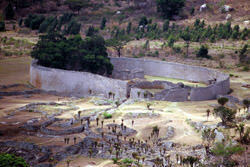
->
110 57 230 101
30 61 128 99
30 58 230 101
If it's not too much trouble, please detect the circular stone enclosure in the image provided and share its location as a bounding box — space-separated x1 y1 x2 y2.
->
30 58 230 101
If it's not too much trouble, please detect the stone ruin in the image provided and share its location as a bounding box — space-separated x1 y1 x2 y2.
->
30 57 230 102
112 68 144 80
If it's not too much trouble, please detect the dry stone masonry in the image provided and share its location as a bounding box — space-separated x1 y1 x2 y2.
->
30 58 230 102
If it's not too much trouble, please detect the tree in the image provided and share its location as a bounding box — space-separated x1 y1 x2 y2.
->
197 45 209 59
242 99 249 111
181 30 191 57
239 44 248 64
64 19 81 35
31 33 113 75
4 3 15 20
206 109 210 121
100 17 107 30
217 97 229 106
86 26 98 36
202 128 216 147
163 19 169 32
235 123 245 141
0 153 27 167
214 106 236 126
64 0 88 14
156 0 185 19
168 34 175 47
0 21 5 32
106 35 129 57
139 16 148 27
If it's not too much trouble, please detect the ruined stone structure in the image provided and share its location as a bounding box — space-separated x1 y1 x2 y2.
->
112 68 144 80
30 58 230 102
30 60 128 99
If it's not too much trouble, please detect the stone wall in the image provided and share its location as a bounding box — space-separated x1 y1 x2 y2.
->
30 58 230 101
110 57 230 101
30 61 128 99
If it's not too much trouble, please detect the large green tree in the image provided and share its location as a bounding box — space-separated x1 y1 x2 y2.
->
156 0 185 19
31 33 113 75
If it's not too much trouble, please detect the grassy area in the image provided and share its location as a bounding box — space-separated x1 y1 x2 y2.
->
145 75 207 87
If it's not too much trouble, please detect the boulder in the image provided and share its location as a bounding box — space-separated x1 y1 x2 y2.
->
161 142 173 151
243 20 249 27
226 14 232 20
221 5 233 13
200 4 207 12
214 129 224 142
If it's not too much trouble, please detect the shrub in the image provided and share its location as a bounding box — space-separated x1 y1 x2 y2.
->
139 16 148 26
212 142 243 166
0 153 27 167
0 21 5 32
242 66 249 71
103 112 112 119
156 0 185 19
197 45 210 59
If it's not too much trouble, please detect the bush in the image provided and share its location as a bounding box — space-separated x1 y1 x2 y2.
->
0 153 27 167
103 112 112 119
139 16 148 26
197 45 210 59
0 21 5 32
156 0 185 19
